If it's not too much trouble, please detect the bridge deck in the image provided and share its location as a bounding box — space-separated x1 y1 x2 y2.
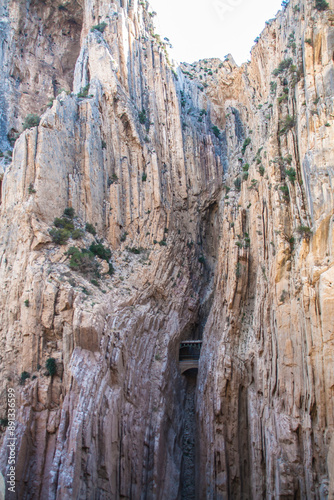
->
179 340 202 374
179 359 199 374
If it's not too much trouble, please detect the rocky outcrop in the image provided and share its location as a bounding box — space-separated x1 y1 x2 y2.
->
0 0 333 498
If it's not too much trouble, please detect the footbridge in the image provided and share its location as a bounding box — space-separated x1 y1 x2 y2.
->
179 341 202 374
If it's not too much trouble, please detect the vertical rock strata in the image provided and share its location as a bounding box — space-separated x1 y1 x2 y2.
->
0 0 333 498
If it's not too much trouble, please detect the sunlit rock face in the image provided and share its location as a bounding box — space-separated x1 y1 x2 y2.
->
0 0 333 498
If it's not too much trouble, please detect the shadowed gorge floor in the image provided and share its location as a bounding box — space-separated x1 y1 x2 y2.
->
181 371 197 500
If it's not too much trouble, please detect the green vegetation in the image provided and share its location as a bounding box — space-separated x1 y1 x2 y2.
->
198 256 205 264
243 163 249 172
278 93 289 104
24 300 29 307
305 38 313 46
49 228 71 245
120 232 128 242
297 225 312 237
89 242 111 261
285 167 296 184
241 138 251 155
77 85 90 98
23 114 40 130
19 371 30 385
108 173 119 185
270 81 277 94
101 140 107 150
234 177 242 191
67 247 100 276
71 229 84 240
272 58 293 76
249 179 258 190
142 173 147 182
315 0 329 10
54 217 74 231
212 126 220 138
289 236 295 251
139 109 147 124
127 247 144 254
49 207 84 245
159 240 167 246
0 418 9 427
85 223 96 236
91 22 107 33
279 115 295 135
63 207 75 218
259 166 265 177
46 358 57 376
280 185 290 200
28 183 36 194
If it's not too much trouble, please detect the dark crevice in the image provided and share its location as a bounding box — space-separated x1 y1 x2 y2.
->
180 370 197 500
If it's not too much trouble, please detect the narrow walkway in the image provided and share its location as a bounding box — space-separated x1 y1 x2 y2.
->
179 341 202 374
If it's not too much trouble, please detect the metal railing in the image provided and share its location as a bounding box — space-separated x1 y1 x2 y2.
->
179 341 202 362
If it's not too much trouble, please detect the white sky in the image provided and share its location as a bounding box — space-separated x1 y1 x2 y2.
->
148 0 283 66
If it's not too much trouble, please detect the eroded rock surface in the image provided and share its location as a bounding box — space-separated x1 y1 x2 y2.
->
0 0 333 498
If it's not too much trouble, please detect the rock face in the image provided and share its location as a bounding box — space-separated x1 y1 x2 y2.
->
0 0 333 498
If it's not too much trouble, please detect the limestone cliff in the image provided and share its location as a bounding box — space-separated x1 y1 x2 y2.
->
0 0 333 498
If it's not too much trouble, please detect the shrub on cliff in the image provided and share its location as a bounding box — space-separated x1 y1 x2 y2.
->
315 0 329 10
272 58 293 76
91 22 107 33
212 126 220 138
63 207 75 218
297 225 312 238
139 110 147 125
54 217 74 231
234 177 242 191
85 223 97 236
71 229 84 240
77 85 90 98
49 228 70 245
67 247 100 276
279 115 295 135
19 371 30 385
286 168 296 184
89 242 111 261
241 138 251 155
23 114 40 130
46 358 57 377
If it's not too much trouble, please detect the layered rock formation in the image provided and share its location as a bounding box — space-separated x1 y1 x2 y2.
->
0 0 333 498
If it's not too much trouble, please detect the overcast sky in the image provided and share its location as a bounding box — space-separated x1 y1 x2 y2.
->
148 0 283 65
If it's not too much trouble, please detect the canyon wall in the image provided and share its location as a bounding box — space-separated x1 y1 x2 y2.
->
0 0 333 498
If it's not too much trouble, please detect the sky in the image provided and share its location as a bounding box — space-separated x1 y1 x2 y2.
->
148 0 283 66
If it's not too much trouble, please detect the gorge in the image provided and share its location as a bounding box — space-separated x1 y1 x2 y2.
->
0 0 333 498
